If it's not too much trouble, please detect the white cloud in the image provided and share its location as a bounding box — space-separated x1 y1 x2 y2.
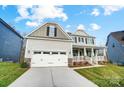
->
101 6 124 16
15 6 32 21
26 21 38 27
91 8 100 16
65 29 71 32
15 5 68 27
90 23 101 31
66 25 71 28
77 24 85 30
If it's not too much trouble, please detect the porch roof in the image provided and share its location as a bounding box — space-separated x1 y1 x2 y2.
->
73 45 106 49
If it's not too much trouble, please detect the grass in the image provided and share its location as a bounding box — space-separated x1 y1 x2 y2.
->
75 64 124 87
0 62 28 87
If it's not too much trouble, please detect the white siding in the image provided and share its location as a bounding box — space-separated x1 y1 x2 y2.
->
25 39 72 58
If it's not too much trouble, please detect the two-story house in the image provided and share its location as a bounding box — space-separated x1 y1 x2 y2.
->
106 31 124 65
0 18 23 62
68 29 107 66
25 22 107 67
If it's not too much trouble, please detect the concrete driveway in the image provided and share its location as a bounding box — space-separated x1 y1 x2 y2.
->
9 67 97 87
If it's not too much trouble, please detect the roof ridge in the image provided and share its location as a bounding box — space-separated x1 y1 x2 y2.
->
0 18 23 39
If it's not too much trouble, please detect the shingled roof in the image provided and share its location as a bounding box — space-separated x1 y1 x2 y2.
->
107 31 124 45
0 18 23 39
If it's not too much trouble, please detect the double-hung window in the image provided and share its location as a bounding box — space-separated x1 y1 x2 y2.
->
87 38 94 45
47 25 57 37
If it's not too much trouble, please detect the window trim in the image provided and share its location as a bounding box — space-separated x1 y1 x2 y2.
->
43 52 50 54
47 25 57 37
34 51 41 54
52 52 58 54
60 52 66 55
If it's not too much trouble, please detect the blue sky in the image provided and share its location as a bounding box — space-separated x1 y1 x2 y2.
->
0 5 124 45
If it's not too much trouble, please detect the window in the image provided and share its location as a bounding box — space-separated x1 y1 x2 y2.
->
34 51 41 54
52 52 58 54
60 52 66 55
98 50 104 56
85 38 87 44
75 37 77 43
112 43 115 48
43 52 50 54
46 25 57 37
73 50 78 56
78 37 80 42
87 38 94 44
81 38 84 43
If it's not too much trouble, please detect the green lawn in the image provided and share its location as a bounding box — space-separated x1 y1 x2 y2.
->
0 62 28 87
75 64 124 87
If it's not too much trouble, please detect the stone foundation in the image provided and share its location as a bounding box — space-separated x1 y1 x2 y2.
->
24 58 31 67
68 58 73 67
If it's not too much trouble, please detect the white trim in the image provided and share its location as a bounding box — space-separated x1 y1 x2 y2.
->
25 22 72 40
26 36 73 42
25 22 47 37
56 23 72 40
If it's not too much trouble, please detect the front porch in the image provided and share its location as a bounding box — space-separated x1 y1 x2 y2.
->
70 47 107 66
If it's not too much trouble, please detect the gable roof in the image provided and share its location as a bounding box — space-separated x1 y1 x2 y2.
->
68 30 95 38
0 18 23 39
106 30 124 45
74 29 89 36
26 22 72 40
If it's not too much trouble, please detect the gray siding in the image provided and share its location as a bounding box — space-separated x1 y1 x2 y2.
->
0 22 23 62
29 23 70 40
107 35 124 65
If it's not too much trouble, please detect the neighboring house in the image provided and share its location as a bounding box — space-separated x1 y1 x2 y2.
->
106 31 124 65
25 22 107 67
0 18 23 62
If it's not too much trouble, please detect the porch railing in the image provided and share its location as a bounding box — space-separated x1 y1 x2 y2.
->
72 56 106 65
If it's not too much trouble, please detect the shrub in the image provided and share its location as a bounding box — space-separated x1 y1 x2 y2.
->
20 62 29 68
119 79 124 86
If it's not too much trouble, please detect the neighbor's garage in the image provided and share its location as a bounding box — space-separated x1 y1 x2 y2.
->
31 51 68 67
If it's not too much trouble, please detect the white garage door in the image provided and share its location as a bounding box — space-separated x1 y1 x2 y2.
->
31 51 68 67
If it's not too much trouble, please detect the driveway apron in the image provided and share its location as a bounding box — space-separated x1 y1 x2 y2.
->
9 67 97 87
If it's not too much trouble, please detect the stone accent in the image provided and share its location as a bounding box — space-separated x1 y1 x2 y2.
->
24 58 31 67
68 58 73 67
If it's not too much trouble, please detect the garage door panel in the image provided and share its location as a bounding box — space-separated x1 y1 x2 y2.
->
31 54 68 67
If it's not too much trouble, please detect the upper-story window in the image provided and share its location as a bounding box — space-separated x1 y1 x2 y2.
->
78 37 80 42
46 25 57 37
81 37 84 43
86 38 94 45
78 37 84 43
74 37 77 43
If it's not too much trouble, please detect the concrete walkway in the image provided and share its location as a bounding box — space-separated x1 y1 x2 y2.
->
73 65 105 70
9 67 97 87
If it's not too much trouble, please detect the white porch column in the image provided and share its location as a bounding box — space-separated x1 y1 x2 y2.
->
91 48 95 65
103 48 106 56
103 48 106 61
78 49 80 57
91 48 94 57
84 37 86 45
95 50 98 57
70 43 73 58
84 47 87 56
95 50 98 64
